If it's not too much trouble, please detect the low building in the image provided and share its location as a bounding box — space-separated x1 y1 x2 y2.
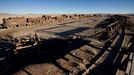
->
2 17 26 28
27 15 52 25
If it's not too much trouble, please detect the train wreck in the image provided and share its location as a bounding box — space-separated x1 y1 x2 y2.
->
0 14 134 75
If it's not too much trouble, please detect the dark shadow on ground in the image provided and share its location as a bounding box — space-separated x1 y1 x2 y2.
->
97 32 108 41
54 27 90 37
7 38 90 75
36 27 91 37
37 25 65 31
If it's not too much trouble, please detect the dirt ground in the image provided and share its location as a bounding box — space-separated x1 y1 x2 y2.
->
1 15 134 75
0 16 105 38
0 16 107 75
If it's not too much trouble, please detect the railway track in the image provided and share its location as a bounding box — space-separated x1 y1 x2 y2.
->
37 37 105 75
31 25 122 75
41 28 123 75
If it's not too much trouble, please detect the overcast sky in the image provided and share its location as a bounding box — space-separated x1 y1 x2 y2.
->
0 0 133 14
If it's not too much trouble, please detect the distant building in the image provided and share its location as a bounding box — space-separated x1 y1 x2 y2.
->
2 17 26 28
27 15 53 25
1 14 91 29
